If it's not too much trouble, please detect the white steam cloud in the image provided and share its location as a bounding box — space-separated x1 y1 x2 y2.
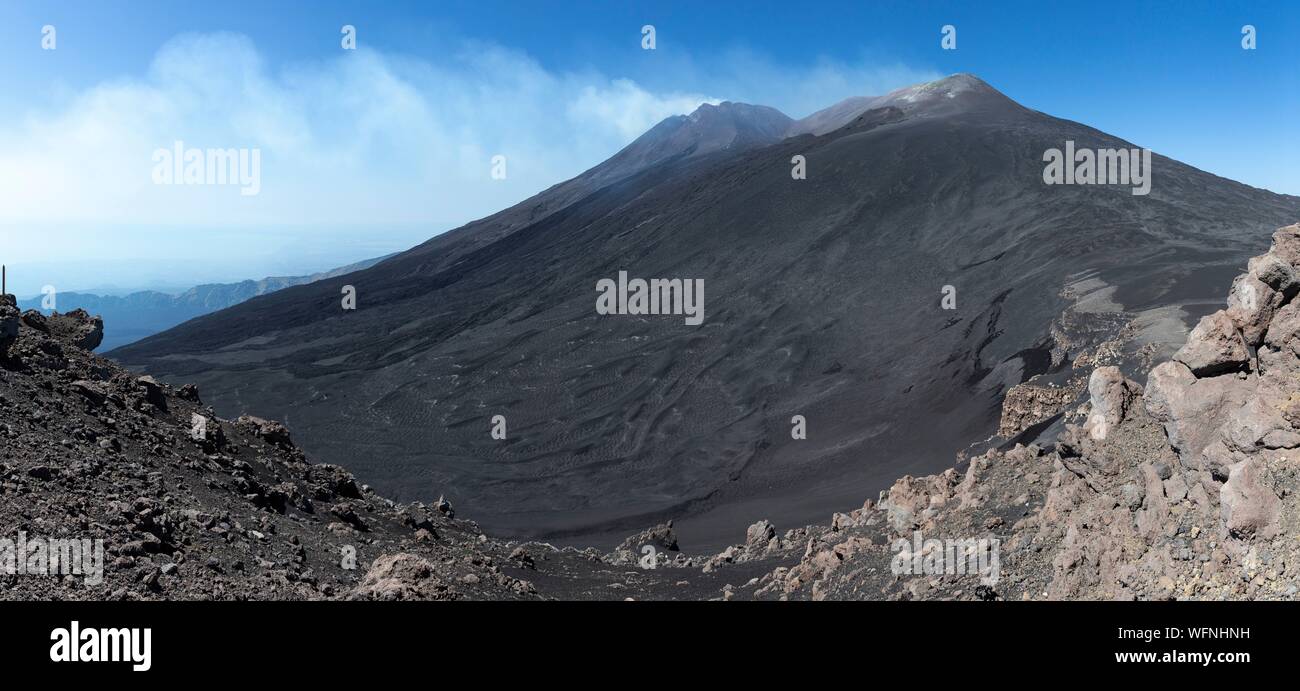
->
0 32 937 293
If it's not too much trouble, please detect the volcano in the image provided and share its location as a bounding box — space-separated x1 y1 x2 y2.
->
111 74 1300 550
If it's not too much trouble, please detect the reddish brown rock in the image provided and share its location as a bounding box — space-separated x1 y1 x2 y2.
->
1173 311 1249 376
1220 457 1281 540
1082 366 1140 441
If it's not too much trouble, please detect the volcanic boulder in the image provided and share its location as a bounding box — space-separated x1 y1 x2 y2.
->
1082 366 1140 441
1173 311 1249 377
1220 457 1282 540
45 309 104 351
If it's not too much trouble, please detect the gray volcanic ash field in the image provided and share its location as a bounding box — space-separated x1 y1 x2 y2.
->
110 75 1300 551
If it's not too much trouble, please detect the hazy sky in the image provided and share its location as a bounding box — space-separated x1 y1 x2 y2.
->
0 0 1296 295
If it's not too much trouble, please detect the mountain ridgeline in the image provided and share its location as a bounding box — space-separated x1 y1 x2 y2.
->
111 75 1300 550
22 255 391 351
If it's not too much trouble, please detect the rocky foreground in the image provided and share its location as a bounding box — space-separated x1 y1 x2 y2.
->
731 224 1300 600
0 295 786 600
4 225 1300 601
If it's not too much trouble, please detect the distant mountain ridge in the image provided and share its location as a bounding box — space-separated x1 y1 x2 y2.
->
22 254 392 351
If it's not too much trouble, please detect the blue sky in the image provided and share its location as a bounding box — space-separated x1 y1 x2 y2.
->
0 1 1296 295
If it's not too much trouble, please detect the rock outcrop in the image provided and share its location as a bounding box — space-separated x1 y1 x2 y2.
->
3 306 791 601
1081 366 1140 441
740 224 1300 601
1172 311 1249 376
44 308 104 351
0 302 541 601
0 295 19 356
998 380 1081 438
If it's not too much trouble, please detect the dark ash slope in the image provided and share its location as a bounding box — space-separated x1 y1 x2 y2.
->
112 75 1300 550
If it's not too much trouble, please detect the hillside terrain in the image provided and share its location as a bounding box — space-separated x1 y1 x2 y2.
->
111 75 1300 550
1 299 793 600
8 226 1300 600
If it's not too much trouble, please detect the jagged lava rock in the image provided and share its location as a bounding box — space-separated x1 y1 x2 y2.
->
1220 457 1282 540
1173 311 1249 376
1144 361 1253 459
1082 366 1140 441
43 308 104 351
